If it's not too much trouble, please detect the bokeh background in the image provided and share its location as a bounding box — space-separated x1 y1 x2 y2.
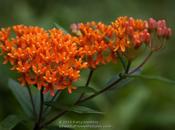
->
0 0 175 130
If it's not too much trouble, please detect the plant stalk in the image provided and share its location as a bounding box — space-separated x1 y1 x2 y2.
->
40 51 153 129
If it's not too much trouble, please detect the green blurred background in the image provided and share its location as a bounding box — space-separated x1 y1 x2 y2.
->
0 0 175 130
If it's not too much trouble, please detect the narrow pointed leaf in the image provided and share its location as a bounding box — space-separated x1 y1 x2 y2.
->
44 102 103 115
0 115 22 130
8 79 32 118
76 86 97 93
70 106 104 115
129 74 175 84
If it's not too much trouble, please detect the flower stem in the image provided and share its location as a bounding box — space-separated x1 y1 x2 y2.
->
128 51 153 74
40 75 123 129
40 62 130 129
76 69 94 103
38 87 44 123
26 84 37 120
33 87 44 130
43 91 60 115
125 60 132 74
77 76 124 104
40 52 153 129
116 51 127 70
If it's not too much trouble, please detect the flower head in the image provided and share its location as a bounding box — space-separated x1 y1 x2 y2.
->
0 17 172 95
109 16 150 52
71 22 116 68
0 25 87 95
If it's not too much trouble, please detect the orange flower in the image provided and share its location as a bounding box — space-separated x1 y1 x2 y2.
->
71 22 116 68
0 25 87 95
0 18 172 95
110 16 150 52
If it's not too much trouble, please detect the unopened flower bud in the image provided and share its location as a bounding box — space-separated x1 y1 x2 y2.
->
157 20 166 28
148 18 157 30
165 28 172 39
157 27 164 37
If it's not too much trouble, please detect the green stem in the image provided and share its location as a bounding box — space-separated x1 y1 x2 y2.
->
38 88 44 123
76 69 94 103
77 77 124 104
128 51 153 74
26 84 37 120
43 91 60 115
40 52 153 129
40 76 124 129
40 62 130 129
116 51 127 70
125 60 132 74
34 88 44 130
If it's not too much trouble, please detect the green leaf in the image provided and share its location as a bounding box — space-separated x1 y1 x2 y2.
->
129 74 175 84
0 115 22 130
8 79 32 118
8 79 61 118
44 101 71 111
70 106 104 115
54 23 68 33
44 102 103 115
55 86 97 106
76 86 97 93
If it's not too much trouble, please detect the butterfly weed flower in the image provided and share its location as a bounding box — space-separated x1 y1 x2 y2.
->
0 18 172 95
70 17 172 68
0 18 172 130
0 25 87 96
109 16 151 52
107 17 172 60
70 22 117 68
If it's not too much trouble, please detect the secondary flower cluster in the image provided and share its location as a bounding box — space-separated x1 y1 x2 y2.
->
71 22 116 68
71 16 171 68
0 16 172 95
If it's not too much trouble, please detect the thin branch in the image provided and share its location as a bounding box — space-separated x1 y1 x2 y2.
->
76 77 124 104
40 62 131 128
34 88 44 130
128 51 153 75
40 76 123 129
38 87 44 124
26 84 37 119
40 52 153 128
76 69 94 103
116 51 127 70
43 91 60 114
125 60 132 74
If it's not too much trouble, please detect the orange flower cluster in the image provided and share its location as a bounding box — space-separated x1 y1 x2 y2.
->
0 25 87 95
71 16 172 68
71 22 116 68
0 17 172 95
109 17 150 51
